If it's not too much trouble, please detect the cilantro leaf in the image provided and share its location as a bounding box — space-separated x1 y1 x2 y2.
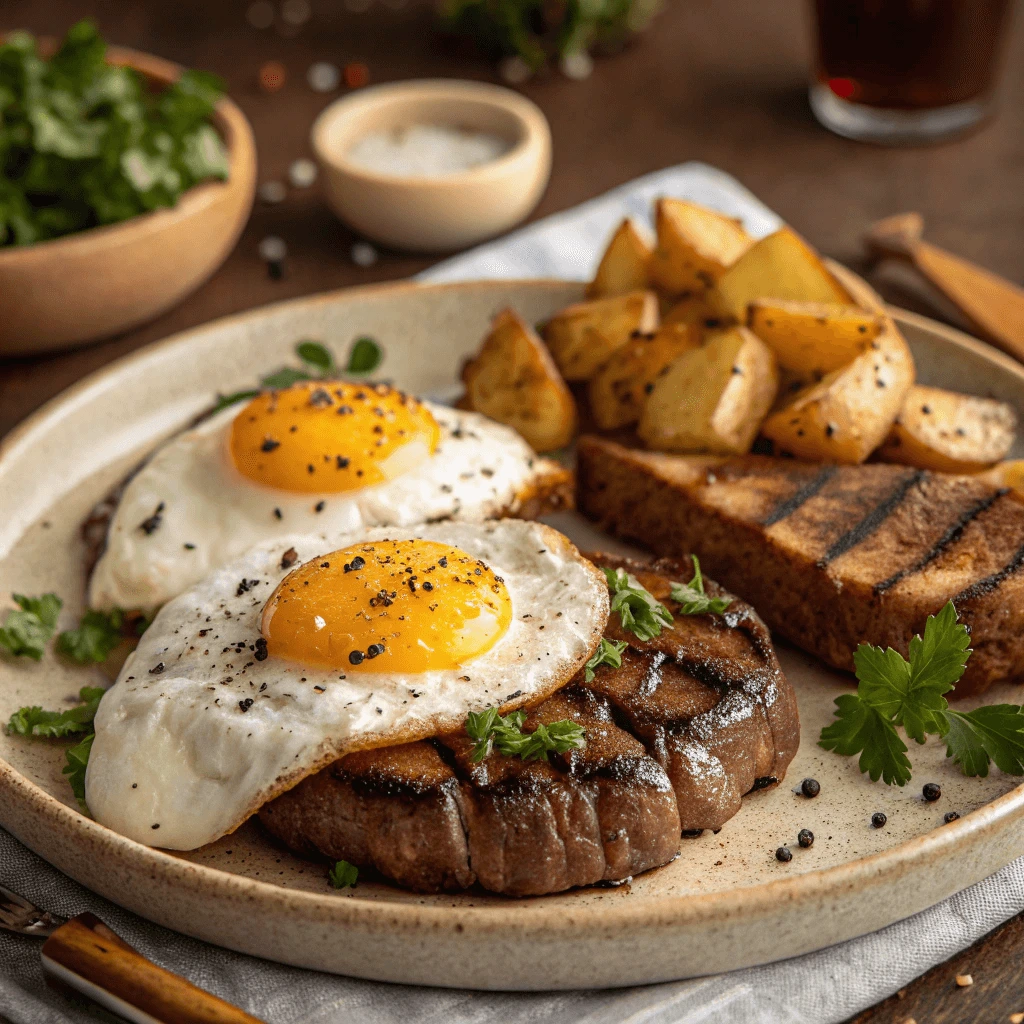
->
668 556 732 616
819 693 913 786
0 592 63 660
7 685 105 738
328 859 359 889
584 637 628 682
942 706 1024 778
56 609 125 663
296 340 335 374
465 707 586 763
602 567 673 642
63 731 95 812
347 337 382 374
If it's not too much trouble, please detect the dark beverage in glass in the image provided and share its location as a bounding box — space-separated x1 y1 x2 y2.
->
809 0 1015 144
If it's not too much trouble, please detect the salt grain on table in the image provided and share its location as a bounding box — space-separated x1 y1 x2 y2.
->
346 124 510 178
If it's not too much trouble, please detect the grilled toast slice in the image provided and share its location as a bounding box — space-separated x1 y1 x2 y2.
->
576 434 1024 697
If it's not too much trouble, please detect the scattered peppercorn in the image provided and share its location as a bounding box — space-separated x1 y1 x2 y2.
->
944 811 960 824
797 828 814 848
254 637 269 662
238 698 254 713
349 650 364 665
366 643 385 659
775 846 792 863
801 777 820 798
923 782 941 802
871 811 887 828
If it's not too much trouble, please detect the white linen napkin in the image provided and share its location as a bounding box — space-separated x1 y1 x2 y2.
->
3 162 1022 1024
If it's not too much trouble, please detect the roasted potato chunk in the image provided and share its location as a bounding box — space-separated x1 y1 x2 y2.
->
747 299 883 377
649 198 751 295
542 290 659 381
587 218 653 299
981 460 1024 499
588 322 701 430
462 308 577 452
875 384 1017 473
639 326 778 455
662 291 725 331
712 227 853 320
761 318 915 463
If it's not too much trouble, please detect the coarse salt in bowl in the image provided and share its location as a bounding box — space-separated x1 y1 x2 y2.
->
311 79 552 253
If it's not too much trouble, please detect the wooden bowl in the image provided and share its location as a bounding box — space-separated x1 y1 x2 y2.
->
0 46 256 358
311 79 552 253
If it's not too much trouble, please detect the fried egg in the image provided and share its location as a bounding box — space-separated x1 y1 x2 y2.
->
88 381 567 614
85 520 608 850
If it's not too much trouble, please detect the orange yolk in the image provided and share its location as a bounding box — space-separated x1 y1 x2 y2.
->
260 539 513 673
229 381 440 494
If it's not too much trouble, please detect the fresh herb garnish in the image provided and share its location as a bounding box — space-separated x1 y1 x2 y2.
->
820 602 1024 784
0 593 63 660
602 567 673 641
7 685 104 738
63 732 95 811
0 20 228 247
465 707 586 763
328 859 359 889
212 336 383 412
584 637 628 682
56 608 125 663
669 556 732 616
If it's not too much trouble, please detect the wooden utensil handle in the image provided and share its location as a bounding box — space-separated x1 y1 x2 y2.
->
41 913 265 1024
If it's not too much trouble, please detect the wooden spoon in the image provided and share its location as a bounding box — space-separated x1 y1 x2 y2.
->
865 213 1024 364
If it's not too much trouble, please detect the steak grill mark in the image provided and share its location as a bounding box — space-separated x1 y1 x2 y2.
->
761 465 838 527
953 540 1024 604
874 489 1010 596
816 469 926 568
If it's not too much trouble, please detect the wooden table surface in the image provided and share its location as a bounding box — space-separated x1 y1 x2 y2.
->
2 1 1023 1019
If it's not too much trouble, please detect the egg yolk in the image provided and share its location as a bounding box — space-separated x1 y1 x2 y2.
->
229 381 440 494
260 539 513 673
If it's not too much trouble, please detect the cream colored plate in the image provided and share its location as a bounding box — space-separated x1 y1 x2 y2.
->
2 279 1024 990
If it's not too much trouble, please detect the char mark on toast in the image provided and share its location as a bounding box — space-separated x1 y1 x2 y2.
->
258 552 799 895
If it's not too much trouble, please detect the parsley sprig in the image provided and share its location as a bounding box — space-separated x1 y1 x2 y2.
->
819 602 1024 784
213 337 384 412
56 607 148 663
584 637 628 682
328 859 359 889
602 568 673 641
669 556 732 616
465 707 586 763
0 593 63 660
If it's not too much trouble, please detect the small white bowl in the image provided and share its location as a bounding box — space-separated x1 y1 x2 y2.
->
311 79 552 253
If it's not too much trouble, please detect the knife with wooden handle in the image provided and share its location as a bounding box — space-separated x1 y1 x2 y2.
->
865 212 1024 364
1 882 265 1024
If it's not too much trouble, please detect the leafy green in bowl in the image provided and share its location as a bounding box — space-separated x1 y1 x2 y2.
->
0 19 229 247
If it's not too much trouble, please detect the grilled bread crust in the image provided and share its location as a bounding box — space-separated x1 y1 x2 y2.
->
258 553 799 895
576 434 1024 698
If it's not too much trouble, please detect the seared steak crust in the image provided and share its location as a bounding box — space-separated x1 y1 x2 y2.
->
258 554 799 895
576 435 1024 697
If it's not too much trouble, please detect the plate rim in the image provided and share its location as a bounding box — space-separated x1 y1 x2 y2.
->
3 276 1024 940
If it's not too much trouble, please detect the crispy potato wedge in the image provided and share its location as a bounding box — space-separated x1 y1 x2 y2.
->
712 227 854 320
587 218 653 299
588 322 701 430
761 318 915 463
543 290 659 381
462 308 577 452
981 460 1024 499
662 291 726 330
649 198 752 295
638 326 778 455
747 299 883 377
875 384 1017 473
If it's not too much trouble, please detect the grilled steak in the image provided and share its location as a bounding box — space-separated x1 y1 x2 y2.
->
576 434 1024 697
258 553 799 895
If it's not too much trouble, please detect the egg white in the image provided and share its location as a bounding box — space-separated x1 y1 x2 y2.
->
88 402 562 614
85 520 608 851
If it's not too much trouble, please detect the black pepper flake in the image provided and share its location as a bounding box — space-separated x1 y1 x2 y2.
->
307 464 315 475
944 810 960 824
184 543 196 550
314 501 325 513
238 698 254 713
438 556 448 567
313 685 325 693
151 823 160 830
871 811 887 828
337 405 353 416
254 638 269 662
775 846 792 863
349 650 364 665
149 662 165 675
236 578 259 596
797 828 814 848
261 438 281 453
139 502 165 535
800 778 820 799
422 580 433 591
923 782 941 802
280 547 298 570
309 388 334 408
366 643 385 659
273 508 283 520
336 455 350 469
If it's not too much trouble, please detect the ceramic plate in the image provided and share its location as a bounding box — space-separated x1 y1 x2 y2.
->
2 279 1024 990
